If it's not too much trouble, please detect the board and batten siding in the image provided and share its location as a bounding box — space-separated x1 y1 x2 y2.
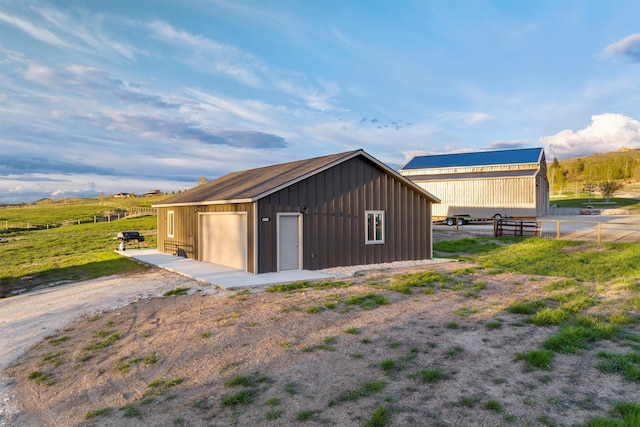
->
415 176 539 218
157 203 256 273
256 156 432 273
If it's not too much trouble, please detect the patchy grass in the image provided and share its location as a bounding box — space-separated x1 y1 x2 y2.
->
343 292 389 310
329 380 387 406
473 239 640 283
485 400 503 413
116 357 142 373
84 332 121 350
163 287 190 297
121 403 142 418
507 300 546 315
597 352 640 382
363 405 391 427
580 401 640 426
46 335 70 346
146 378 184 396
39 351 63 367
28 370 55 386
386 271 450 294
542 320 619 354
221 389 255 406
486 320 503 330
420 369 450 383
516 349 554 371
266 280 348 293
225 373 269 388
83 407 111 420
433 238 503 255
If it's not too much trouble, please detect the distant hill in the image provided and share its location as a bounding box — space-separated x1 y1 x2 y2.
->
549 149 640 189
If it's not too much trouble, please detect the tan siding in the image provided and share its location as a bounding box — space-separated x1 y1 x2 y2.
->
416 177 540 218
157 203 255 273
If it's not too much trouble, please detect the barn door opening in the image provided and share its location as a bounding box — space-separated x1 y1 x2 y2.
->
199 212 247 271
277 213 302 271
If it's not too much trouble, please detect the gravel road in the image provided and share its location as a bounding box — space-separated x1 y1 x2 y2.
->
0 268 206 426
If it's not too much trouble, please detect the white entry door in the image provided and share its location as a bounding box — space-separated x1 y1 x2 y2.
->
278 214 302 271
200 212 247 270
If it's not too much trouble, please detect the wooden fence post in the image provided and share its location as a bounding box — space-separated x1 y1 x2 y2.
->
556 221 561 240
597 223 601 245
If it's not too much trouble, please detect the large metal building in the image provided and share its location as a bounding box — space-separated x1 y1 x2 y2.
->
153 149 440 274
400 147 549 220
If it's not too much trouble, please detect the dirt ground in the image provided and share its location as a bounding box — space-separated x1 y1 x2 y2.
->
4 256 639 426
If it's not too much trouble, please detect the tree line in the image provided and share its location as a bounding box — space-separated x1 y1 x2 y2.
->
549 150 640 200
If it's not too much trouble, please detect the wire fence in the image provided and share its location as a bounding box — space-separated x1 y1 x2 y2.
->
538 219 640 244
435 217 640 244
1 208 157 231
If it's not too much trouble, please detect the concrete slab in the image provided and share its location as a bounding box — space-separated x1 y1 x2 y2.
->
118 249 334 289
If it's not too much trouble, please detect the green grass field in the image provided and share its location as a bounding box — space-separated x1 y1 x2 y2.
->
0 198 160 297
3 195 640 298
550 196 640 209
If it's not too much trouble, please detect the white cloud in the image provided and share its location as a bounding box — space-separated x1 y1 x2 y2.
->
147 21 340 111
0 11 68 47
23 65 56 85
436 112 491 125
540 113 640 159
148 21 264 87
603 33 640 62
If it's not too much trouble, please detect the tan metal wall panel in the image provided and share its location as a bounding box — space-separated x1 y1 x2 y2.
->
157 203 255 273
416 177 540 218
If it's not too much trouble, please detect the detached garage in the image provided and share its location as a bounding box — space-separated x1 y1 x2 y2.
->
153 149 440 274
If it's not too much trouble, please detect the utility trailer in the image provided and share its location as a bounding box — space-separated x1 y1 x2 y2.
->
434 213 506 227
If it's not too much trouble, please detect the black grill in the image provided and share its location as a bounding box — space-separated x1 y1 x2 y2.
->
117 231 145 250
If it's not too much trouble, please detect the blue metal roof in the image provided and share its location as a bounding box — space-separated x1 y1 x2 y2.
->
402 147 543 170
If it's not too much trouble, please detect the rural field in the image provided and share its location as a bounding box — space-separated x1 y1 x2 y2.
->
2 237 640 426
1 197 639 426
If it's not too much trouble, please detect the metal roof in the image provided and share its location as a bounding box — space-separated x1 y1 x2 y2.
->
401 147 544 170
154 149 440 207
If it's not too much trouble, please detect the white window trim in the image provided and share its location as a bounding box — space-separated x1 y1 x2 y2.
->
365 210 385 244
167 210 175 238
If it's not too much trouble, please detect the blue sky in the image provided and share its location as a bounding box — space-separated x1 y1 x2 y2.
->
0 0 638 203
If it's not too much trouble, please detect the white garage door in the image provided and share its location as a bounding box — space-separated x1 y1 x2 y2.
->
200 212 247 271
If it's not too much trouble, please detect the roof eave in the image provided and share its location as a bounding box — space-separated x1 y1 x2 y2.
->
152 198 254 208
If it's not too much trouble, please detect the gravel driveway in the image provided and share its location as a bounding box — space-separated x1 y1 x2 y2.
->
0 268 205 426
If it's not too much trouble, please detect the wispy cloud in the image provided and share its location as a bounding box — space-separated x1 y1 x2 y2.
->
487 140 530 150
148 21 264 87
32 6 142 60
436 112 491 125
147 21 340 111
0 10 68 47
0 6 142 61
603 33 640 62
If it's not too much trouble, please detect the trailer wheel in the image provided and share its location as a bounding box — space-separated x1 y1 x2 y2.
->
446 218 456 226
457 217 466 226
493 214 503 220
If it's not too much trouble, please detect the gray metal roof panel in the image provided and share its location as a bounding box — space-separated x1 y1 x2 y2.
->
402 147 543 170
154 150 440 207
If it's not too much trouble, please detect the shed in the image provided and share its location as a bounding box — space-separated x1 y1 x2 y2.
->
153 149 440 274
400 147 549 219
